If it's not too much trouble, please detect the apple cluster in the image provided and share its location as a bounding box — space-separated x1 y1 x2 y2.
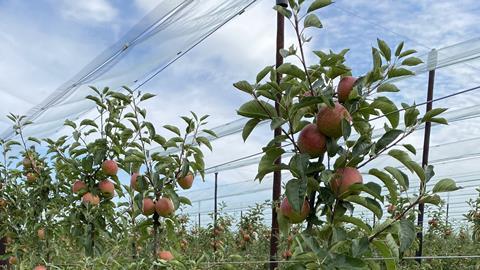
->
280 76 363 224
71 160 117 206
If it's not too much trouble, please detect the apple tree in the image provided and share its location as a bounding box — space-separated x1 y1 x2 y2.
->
234 0 460 268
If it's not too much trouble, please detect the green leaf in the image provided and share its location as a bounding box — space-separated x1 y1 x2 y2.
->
377 39 391 61
80 119 98 128
378 83 399 93
346 195 383 219
140 93 156 101
237 100 276 120
256 148 285 181
285 178 307 213
398 219 415 253
64 119 77 129
422 108 447 122
388 149 412 171
402 144 416 155
273 5 292 18
271 117 287 130
179 196 192 206
385 166 409 191
389 68 414 78
401 57 423 66
430 117 448 125
369 169 398 204
399 49 417 58
352 237 370 257
421 194 441 205
341 118 351 140
242 119 261 141
336 216 372 233
307 0 332 13
256 66 273 83
372 240 397 270
304 14 322 28
371 97 399 128
394 42 404 57
163 125 181 136
432 179 461 193
375 129 403 154
277 63 306 80
196 136 212 151
233 80 254 94
385 233 399 258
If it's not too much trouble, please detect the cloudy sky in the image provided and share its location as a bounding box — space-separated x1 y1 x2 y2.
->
1 0 480 224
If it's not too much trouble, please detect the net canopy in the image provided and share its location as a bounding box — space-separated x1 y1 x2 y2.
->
1 0 480 227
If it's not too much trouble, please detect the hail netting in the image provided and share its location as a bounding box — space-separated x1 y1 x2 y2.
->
0 0 258 140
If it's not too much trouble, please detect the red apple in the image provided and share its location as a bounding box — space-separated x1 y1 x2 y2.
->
330 167 363 197
142 198 155 216
98 180 115 198
387 204 396 214
26 172 37 183
37 228 45 240
297 123 327 158
0 198 6 208
130 173 142 192
243 234 251 241
155 197 175 217
22 157 32 168
282 250 292 259
8 256 17 265
82 192 100 206
34 265 47 270
72 180 87 195
157 250 174 261
102 160 118 176
316 102 351 139
337 76 357 103
177 172 194 190
279 197 310 224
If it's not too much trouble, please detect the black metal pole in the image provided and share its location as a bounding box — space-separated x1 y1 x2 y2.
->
270 1 286 269
416 49 437 263
214 172 218 252
0 237 6 268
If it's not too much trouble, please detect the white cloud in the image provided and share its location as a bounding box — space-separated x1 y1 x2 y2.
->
56 0 118 23
134 0 161 13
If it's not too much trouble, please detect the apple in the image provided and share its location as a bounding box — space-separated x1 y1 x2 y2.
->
72 180 87 195
0 198 6 208
37 228 45 240
82 192 100 206
130 173 142 192
428 219 438 228
22 157 32 168
98 180 115 198
316 102 351 139
8 256 17 265
279 197 310 224
177 172 194 190
34 265 47 270
337 76 357 103
297 123 327 158
330 167 363 197
157 250 174 261
243 234 251 241
155 197 175 217
387 204 396 214
142 198 155 216
282 250 292 259
102 160 118 176
26 172 37 183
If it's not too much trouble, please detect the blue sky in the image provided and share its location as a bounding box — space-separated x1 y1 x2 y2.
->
1 0 480 224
